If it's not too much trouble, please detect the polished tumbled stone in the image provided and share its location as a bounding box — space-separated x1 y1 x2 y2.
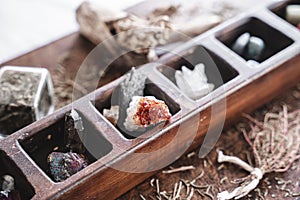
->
245 36 265 60
232 32 250 55
286 5 300 26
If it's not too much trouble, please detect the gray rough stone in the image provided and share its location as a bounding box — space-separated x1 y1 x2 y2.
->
113 68 147 130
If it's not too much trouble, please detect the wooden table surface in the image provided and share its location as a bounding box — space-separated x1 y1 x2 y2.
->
1 1 299 199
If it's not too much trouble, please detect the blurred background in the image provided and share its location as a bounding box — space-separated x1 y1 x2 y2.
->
0 0 142 63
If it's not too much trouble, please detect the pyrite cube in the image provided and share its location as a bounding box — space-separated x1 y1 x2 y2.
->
0 66 55 136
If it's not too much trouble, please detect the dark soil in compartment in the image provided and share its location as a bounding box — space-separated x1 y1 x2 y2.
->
94 80 180 139
217 18 294 63
270 0 300 27
18 111 112 182
157 45 238 96
0 150 35 199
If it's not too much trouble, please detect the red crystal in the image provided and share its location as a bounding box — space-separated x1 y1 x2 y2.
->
135 97 171 126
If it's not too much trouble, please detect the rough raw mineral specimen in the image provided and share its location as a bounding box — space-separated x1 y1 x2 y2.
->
114 68 147 128
175 64 214 100
124 96 171 131
0 66 54 136
65 109 85 154
103 105 119 126
0 175 20 200
48 152 88 182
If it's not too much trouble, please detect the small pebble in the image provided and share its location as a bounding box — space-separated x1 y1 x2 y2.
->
246 36 265 60
232 32 250 55
286 5 300 26
247 60 260 67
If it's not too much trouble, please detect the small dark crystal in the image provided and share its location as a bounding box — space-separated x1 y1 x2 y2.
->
64 109 85 154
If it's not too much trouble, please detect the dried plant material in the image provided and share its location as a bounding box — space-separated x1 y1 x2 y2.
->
112 15 171 56
0 66 54 135
187 151 196 158
124 96 171 132
292 192 300 197
175 64 214 100
162 165 195 174
52 65 73 108
139 194 146 200
103 105 119 126
150 178 155 187
76 2 171 61
140 169 214 200
217 106 300 200
220 177 228 184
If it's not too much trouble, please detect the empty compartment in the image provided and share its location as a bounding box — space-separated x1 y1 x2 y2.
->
0 150 35 199
217 18 294 63
270 0 300 28
157 45 239 100
94 79 180 139
19 111 112 182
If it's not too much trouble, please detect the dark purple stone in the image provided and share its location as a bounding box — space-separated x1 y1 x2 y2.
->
0 191 20 200
48 152 88 182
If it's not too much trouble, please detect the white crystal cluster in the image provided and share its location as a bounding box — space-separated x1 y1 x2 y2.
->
175 64 214 100
124 96 146 132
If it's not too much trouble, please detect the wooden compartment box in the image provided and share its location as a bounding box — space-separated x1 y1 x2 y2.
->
0 0 300 199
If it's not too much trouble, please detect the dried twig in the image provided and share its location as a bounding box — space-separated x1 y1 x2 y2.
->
162 165 195 174
217 106 300 200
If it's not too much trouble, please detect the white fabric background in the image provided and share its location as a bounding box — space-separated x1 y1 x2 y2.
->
0 0 142 64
